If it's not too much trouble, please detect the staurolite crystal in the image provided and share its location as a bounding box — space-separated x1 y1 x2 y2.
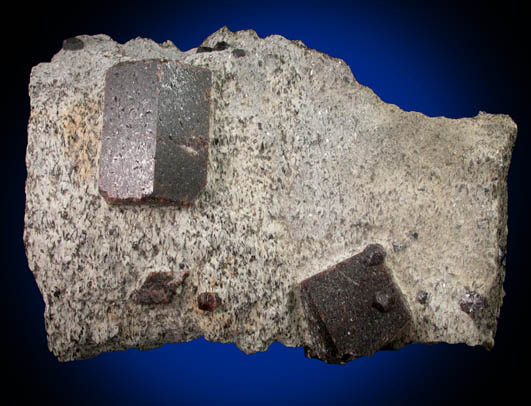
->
133 271 189 305
298 244 412 364
99 59 211 205
24 28 517 363
197 292 222 312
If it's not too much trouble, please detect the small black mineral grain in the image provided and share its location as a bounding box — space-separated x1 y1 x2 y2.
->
416 290 429 305
196 41 230 53
62 37 84 51
198 292 222 311
196 46 213 53
363 243 386 266
213 41 229 51
232 48 246 58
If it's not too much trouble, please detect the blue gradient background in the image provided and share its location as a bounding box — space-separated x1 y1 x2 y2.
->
5 1 529 404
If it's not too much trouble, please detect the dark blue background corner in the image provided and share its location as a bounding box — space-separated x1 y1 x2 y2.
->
5 1 529 405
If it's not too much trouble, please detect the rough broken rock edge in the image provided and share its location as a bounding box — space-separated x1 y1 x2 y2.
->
24 27 517 362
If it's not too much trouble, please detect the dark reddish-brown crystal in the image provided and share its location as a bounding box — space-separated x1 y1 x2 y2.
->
197 292 222 311
99 59 211 205
298 244 412 364
459 290 486 317
133 271 188 305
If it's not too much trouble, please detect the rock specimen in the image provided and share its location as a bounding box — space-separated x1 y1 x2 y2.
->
24 27 517 363
99 59 211 205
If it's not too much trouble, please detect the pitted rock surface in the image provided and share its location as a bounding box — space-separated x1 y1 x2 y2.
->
24 27 517 361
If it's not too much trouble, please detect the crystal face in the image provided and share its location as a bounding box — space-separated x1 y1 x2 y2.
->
299 244 412 363
98 59 211 205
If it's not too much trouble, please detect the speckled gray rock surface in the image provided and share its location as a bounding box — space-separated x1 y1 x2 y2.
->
24 27 517 362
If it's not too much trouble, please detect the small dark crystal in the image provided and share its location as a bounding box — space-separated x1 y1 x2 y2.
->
196 46 213 53
133 271 188 305
62 37 84 51
416 290 429 305
232 49 246 58
363 243 386 266
213 41 229 51
459 291 486 317
198 292 222 311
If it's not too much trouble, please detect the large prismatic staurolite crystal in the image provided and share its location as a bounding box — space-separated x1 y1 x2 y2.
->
99 59 211 205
